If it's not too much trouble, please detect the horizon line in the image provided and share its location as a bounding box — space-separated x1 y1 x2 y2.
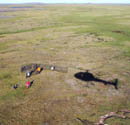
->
0 2 130 4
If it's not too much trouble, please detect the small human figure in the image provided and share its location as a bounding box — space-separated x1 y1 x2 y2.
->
50 66 55 71
13 84 18 89
25 80 34 88
25 81 31 88
26 70 31 78
36 67 42 74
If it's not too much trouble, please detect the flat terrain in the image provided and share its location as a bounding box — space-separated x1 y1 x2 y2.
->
0 4 130 125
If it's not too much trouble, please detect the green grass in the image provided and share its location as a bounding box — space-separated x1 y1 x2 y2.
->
0 87 26 100
0 4 130 125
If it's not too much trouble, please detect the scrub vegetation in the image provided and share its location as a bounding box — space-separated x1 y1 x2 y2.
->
0 4 130 125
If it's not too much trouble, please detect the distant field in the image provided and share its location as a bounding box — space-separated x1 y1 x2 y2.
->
0 4 130 125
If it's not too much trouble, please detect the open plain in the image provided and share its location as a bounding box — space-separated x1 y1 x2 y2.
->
0 4 130 125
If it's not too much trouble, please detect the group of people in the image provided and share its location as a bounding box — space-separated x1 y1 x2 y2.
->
14 66 42 89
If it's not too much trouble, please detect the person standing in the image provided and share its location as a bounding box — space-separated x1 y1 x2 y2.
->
25 81 31 88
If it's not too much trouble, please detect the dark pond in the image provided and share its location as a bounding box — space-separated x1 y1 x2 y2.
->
10 6 33 8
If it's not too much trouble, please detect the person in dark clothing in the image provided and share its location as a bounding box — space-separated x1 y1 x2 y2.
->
13 84 18 89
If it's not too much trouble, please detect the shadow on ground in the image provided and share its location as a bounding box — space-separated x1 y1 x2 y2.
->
74 71 118 89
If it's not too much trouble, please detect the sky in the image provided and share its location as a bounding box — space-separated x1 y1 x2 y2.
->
0 0 130 4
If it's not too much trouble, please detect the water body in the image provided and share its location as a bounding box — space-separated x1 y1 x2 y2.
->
0 9 21 13
10 6 33 9
0 15 14 19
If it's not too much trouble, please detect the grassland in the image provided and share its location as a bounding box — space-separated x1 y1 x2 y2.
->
0 4 130 125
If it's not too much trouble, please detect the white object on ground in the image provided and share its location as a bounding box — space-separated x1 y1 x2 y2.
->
50 66 55 71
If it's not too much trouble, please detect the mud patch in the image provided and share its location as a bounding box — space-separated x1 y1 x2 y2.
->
112 30 130 37
0 35 5 38
84 33 115 43
112 30 124 34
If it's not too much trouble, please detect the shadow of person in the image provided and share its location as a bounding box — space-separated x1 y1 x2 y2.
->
30 80 34 87
74 71 118 89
